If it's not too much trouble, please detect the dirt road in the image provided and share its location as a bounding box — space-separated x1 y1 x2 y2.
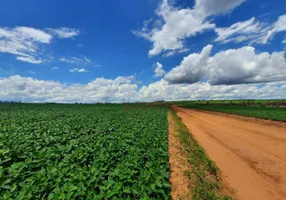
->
174 107 286 200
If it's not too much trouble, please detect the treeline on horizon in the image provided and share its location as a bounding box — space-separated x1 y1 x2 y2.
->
1 99 286 107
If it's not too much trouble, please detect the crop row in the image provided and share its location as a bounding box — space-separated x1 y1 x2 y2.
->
179 104 286 121
0 104 171 199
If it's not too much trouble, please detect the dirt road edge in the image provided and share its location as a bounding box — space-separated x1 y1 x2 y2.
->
168 111 191 199
169 109 235 200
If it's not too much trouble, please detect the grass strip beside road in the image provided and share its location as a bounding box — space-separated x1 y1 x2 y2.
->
170 109 233 200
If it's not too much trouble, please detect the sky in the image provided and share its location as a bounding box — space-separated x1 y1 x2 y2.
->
0 0 286 103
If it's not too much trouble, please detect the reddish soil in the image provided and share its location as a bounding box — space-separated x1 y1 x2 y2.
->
168 112 191 200
174 107 286 200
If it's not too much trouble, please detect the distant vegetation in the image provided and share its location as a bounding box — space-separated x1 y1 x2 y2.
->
175 99 286 122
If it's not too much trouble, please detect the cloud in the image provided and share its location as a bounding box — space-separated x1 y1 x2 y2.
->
154 62 165 77
262 14 286 44
139 79 286 102
215 17 267 44
0 27 51 64
215 14 286 44
51 66 59 70
46 28 80 39
60 56 91 66
9 27 51 43
0 26 79 64
69 68 88 73
16 56 43 64
28 71 35 74
283 39 286 44
1 75 285 103
133 0 245 56
163 48 189 57
0 75 138 103
194 0 245 16
164 45 286 85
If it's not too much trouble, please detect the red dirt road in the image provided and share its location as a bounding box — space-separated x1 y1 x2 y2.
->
174 107 286 200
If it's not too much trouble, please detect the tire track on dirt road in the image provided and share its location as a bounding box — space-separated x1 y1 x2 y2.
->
174 107 286 200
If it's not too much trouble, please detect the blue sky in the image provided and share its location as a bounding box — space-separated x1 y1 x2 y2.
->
0 0 286 102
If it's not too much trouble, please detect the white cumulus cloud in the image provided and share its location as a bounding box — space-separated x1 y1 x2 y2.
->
139 79 286 102
0 75 138 103
154 62 165 77
194 0 245 16
1 75 286 103
165 45 286 85
133 0 245 56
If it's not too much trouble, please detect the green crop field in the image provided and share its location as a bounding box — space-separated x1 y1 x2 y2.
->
1 101 284 199
0 104 171 199
173 99 286 106
177 103 286 122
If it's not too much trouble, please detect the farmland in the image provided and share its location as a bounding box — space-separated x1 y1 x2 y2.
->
0 104 171 199
176 100 286 121
1 101 286 200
